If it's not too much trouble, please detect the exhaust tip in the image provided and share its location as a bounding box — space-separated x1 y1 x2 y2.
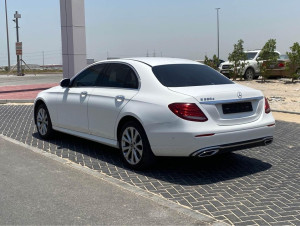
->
264 138 273 146
197 149 219 157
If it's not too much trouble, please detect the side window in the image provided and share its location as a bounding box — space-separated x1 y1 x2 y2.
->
101 63 138 89
72 64 106 87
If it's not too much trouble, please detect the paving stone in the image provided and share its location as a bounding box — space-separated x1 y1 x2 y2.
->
0 105 299 225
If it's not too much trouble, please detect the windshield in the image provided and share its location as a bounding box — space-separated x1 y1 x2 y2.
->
245 52 258 60
152 64 233 87
279 54 289 60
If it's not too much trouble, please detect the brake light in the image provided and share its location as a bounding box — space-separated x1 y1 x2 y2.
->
278 62 285 67
265 97 271 114
168 103 208 122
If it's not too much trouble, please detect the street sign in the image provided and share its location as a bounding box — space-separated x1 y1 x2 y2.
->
16 42 22 55
14 12 21 18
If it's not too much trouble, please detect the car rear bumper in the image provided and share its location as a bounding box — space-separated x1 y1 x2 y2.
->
190 136 273 157
266 69 289 77
148 124 275 157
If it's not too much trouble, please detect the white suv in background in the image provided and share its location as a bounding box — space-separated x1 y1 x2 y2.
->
219 50 280 80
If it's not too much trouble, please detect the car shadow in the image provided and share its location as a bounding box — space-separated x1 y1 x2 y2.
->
32 131 272 186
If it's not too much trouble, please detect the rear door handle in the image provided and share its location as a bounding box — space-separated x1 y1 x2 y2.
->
116 95 125 102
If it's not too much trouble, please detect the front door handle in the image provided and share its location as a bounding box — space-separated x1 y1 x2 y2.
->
81 91 88 96
116 95 125 102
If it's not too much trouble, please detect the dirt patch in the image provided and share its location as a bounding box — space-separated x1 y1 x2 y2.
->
236 79 300 113
272 112 300 124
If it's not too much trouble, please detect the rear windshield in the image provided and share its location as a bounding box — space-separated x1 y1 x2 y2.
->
152 64 233 87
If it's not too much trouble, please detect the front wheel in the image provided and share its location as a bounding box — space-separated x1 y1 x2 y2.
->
119 121 155 170
244 68 255 80
36 104 54 139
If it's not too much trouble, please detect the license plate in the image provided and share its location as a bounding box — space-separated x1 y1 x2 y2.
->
222 102 253 114
222 70 229 73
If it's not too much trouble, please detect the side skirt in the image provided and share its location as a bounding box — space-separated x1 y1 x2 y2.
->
52 126 119 148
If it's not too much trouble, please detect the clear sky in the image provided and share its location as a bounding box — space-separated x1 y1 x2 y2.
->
0 0 300 66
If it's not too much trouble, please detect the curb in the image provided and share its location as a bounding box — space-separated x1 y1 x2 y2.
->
0 99 34 104
272 109 300 115
0 134 229 226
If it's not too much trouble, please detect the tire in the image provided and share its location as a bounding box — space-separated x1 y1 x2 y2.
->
296 69 300 80
244 68 255 80
36 103 54 139
119 121 156 170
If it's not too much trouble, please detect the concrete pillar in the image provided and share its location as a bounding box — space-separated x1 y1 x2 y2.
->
60 0 87 78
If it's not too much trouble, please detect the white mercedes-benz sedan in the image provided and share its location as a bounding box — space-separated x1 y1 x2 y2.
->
34 58 275 169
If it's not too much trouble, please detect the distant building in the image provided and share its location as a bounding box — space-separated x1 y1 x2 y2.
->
87 59 95 65
21 64 41 70
40 64 63 70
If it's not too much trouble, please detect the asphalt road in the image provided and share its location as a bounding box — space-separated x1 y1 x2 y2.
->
0 74 62 87
0 136 204 225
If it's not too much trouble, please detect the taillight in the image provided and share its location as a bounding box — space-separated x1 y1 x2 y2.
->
278 62 285 68
168 103 208 122
265 97 271 114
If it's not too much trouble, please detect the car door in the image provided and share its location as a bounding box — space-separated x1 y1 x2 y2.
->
88 63 139 140
56 64 106 133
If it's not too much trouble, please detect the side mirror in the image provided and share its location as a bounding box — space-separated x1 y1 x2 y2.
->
60 78 70 88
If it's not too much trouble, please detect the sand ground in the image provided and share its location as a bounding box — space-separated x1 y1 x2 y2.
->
236 79 300 113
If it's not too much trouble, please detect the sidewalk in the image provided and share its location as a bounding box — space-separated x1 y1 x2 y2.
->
0 83 57 101
0 136 204 225
0 74 61 102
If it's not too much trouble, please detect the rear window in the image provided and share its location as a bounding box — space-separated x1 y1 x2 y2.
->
152 64 233 87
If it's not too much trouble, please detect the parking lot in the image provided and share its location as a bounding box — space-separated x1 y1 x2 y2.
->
0 104 299 225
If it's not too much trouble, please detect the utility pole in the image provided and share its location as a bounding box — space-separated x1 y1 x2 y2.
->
215 8 220 63
13 11 21 76
5 0 11 71
42 51 45 69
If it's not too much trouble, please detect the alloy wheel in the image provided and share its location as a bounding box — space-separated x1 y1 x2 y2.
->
121 127 143 165
245 69 254 80
37 108 48 136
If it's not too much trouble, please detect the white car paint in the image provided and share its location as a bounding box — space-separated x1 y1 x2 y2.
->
34 57 275 157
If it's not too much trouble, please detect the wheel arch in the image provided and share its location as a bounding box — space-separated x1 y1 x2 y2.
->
34 98 48 125
244 66 255 75
116 115 145 142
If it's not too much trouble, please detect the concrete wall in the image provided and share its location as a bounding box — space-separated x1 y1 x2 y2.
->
60 0 87 78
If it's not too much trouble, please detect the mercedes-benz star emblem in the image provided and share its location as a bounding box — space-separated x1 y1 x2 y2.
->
237 91 242 99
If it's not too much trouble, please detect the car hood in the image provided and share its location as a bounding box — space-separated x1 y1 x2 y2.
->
221 60 254 66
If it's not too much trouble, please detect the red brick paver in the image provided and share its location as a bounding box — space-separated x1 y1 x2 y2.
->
0 83 57 100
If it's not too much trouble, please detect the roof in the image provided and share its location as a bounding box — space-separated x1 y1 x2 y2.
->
124 57 200 67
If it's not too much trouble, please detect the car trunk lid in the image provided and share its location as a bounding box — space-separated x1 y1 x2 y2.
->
168 84 264 125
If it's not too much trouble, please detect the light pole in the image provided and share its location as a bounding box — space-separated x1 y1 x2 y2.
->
5 0 11 71
215 8 220 62
13 11 21 76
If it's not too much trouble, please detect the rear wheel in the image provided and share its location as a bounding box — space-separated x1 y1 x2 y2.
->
296 69 300 80
119 121 155 170
36 104 54 139
244 68 255 80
